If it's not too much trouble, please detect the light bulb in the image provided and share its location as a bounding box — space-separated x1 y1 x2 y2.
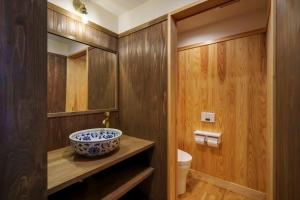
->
81 14 88 24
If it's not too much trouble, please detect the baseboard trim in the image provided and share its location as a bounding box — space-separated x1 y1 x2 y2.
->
190 170 266 200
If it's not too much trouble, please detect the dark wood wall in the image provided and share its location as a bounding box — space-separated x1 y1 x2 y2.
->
47 49 118 113
48 112 120 151
48 53 67 113
88 48 117 110
119 21 168 200
47 3 120 152
47 3 118 52
275 0 300 199
47 47 119 151
0 0 47 199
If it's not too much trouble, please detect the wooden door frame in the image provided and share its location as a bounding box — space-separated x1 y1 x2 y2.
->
167 0 274 199
167 13 178 200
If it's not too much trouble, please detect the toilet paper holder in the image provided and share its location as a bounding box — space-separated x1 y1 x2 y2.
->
193 130 222 147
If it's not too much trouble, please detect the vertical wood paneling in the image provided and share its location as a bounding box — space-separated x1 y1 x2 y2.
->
66 17 76 37
275 0 300 199
177 34 267 192
47 6 118 52
47 112 120 151
88 48 117 110
119 21 168 200
75 21 86 42
47 53 67 113
0 0 47 199
53 11 67 34
48 9 54 30
65 54 88 112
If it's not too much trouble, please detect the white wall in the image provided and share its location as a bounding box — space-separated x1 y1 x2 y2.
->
68 42 89 55
48 0 119 33
48 34 89 56
178 9 267 47
118 0 200 33
48 38 69 56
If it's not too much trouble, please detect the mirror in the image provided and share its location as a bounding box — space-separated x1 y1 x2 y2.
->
47 33 117 116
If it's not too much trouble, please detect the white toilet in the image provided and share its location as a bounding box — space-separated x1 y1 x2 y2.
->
177 149 192 195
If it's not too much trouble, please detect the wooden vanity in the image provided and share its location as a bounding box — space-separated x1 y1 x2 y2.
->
46 3 165 199
48 135 154 199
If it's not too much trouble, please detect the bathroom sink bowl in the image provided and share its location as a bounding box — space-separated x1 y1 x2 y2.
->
69 128 122 157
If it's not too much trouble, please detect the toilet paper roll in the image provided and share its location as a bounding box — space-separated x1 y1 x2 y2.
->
195 135 205 145
207 137 219 148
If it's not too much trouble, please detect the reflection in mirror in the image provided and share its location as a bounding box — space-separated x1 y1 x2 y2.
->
47 33 117 115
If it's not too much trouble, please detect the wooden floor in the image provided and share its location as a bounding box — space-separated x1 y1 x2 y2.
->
178 171 253 200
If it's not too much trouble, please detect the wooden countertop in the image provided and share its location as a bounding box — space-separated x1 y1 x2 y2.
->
48 135 154 195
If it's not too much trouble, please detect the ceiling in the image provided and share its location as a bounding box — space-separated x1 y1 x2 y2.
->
90 0 148 16
177 0 268 33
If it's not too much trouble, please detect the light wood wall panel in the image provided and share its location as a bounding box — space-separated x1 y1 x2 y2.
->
88 48 117 110
47 4 118 52
66 54 88 112
119 21 168 200
266 0 275 199
48 53 67 113
177 34 267 192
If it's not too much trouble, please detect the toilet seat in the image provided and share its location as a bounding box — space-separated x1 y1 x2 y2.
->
177 149 192 195
178 149 192 166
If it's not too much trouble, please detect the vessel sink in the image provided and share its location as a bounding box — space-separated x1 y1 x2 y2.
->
69 128 122 157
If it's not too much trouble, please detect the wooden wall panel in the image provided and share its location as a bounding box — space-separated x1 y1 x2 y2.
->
177 34 267 192
275 0 300 199
119 21 168 200
47 4 118 52
48 53 67 113
65 54 88 112
0 0 47 199
47 112 120 151
167 15 178 199
266 1 275 199
88 48 117 110
48 9 54 30
53 10 67 34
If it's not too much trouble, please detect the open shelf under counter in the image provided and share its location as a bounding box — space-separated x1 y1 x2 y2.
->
48 164 154 200
48 135 154 195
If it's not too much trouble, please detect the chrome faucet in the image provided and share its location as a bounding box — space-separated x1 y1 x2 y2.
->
102 112 110 128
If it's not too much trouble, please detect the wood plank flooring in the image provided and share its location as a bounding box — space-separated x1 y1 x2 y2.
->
179 171 253 200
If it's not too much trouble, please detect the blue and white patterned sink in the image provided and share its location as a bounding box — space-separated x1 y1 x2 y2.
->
69 128 122 157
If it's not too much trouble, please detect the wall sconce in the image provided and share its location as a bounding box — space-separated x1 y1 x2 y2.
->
73 0 89 24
